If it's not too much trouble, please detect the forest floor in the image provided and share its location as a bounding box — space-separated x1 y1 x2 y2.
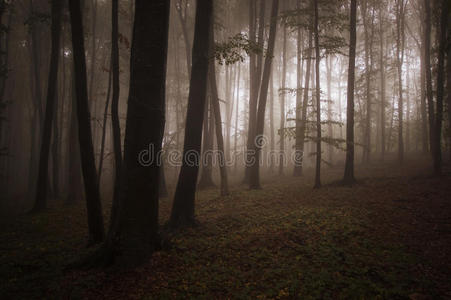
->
1 158 451 299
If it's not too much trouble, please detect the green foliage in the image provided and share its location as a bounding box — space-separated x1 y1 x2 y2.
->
214 33 261 65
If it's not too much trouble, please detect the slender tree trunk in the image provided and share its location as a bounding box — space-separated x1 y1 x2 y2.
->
234 62 241 172
170 0 213 228
420 26 428 154
97 62 112 186
66 74 83 205
362 0 371 163
209 28 229 196
33 0 63 212
244 0 258 182
433 0 449 175
296 30 313 176
343 0 357 184
107 0 123 240
447 9 451 162
313 0 321 188
249 0 279 189
395 0 405 164
424 0 435 156
279 20 287 176
68 0 104 244
294 0 304 176
326 56 333 165
270 70 275 173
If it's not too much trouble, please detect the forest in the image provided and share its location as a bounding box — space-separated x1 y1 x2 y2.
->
0 0 450 298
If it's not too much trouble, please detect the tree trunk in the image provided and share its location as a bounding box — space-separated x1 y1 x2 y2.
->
249 0 279 189
170 0 213 228
279 18 287 176
33 0 63 212
433 0 449 175
105 0 170 266
395 0 405 164
343 0 357 184
68 0 104 244
97 62 112 186
209 28 229 196
296 30 313 177
424 0 435 157
313 0 321 189
234 62 241 172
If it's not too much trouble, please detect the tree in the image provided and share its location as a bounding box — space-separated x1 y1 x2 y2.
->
395 0 406 164
33 0 63 212
313 0 321 189
249 0 279 189
108 0 122 237
433 0 449 175
209 28 229 196
343 0 357 185
170 0 213 228
68 0 104 244
296 30 313 177
424 0 435 156
104 0 170 266
379 3 386 160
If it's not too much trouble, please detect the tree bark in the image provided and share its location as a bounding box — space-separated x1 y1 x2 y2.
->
68 0 104 244
424 0 435 157
313 0 321 189
433 0 449 175
343 0 357 184
249 0 279 189
170 0 213 228
33 0 63 212
209 27 229 196
106 0 170 266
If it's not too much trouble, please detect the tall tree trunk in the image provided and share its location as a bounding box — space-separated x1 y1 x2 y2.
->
296 30 313 177
362 0 371 163
379 6 386 160
209 28 229 196
249 0 279 189
433 0 449 175
244 0 258 182
419 21 428 154
279 19 287 176
68 0 104 244
170 0 213 228
97 62 112 186
108 0 122 240
395 0 405 164
343 0 357 184
66 74 83 205
447 9 451 162
326 56 333 165
103 0 170 266
313 0 321 189
89 0 97 109
33 0 63 212
424 0 435 157
294 0 304 176
234 62 241 173
270 70 275 173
